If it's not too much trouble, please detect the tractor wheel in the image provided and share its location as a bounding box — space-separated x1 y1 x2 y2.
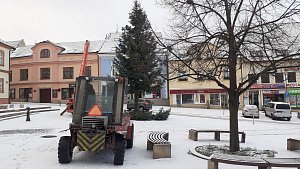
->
126 124 134 149
114 134 126 165
58 136 73 163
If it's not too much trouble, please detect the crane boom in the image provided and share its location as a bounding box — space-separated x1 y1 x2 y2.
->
79 40 90 76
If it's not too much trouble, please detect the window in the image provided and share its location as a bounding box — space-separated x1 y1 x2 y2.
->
182 94 194 104
19 88 32 99
86 66 91 76
0 78 3 93
261 73 270 83
195 94 205 103
9 88 15 99
40 68 50 79
288 72 296 83
61 88 73 99
20 69 28 81
40 49 50 58
178 71 188 81
223 67 230 79
248 74 257 84
63 67 74 79
0 50 4 65
210 94 220 105
275 73 284 83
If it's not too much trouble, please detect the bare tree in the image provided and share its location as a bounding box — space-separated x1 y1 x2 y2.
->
157 0 300 152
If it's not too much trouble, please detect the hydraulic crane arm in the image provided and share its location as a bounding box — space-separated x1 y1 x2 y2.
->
79 40 90 76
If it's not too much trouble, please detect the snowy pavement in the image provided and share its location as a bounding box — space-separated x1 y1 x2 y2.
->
0 103 300 169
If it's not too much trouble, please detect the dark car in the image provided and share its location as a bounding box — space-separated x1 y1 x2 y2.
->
127 98 153 111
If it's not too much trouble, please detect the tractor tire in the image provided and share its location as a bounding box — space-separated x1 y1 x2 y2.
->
126 124 134 149
114 134 126 165
58 136 73 163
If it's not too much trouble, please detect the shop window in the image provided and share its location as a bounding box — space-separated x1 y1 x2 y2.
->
20 69 28 81
63 67 74 79
19 88 32 99
52 89 58 98
261 73 270 83
0 78 3 93
195 94 205 103
275 73 284 83
182 94 194 104
61 88 74 99
40 49 50 58
9 88 15 99
288 72 296 83
0 50 4 65
40 68 50 79
210 94 220 105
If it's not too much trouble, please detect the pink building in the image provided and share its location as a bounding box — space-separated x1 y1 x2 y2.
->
10 40 103 103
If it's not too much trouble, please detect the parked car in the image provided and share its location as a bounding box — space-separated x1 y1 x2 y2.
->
127 98 153 111
265 102 292 121
242 105 259 118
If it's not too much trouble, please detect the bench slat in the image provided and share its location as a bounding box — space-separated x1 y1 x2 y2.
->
211 154 268 166
263 158 300 167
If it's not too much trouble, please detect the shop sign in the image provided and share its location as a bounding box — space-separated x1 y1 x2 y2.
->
289 90 300 95
284 67 300 72
286 83 300 88
69 84 76 88
250 83 285 89
262 90 279 94
170 89 226 94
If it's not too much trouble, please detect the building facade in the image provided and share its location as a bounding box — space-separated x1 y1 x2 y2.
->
10 40 102 103
0 40 15 104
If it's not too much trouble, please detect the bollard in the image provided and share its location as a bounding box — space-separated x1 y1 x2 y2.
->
26 106 30 121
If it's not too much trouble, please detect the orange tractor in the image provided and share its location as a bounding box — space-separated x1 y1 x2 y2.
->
58 41 134 165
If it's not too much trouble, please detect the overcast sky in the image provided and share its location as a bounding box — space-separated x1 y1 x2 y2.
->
0 0 170 45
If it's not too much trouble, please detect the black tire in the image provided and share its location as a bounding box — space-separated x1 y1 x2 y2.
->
287 118 291 121
271 114 276 120
114 134 126 165
264 111 267 117
126 124 134 149
58 136 73 163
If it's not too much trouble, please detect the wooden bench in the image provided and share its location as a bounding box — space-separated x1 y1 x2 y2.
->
147 131 171 159
288 138 300 150
189 129 246 143
207 154 300 169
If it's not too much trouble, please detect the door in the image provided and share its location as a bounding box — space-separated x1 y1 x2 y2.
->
40 89 51 103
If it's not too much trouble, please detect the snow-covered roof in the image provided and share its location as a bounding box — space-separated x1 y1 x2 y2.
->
0 39 15 49
99 32 121 53
11 40 105 58
6 39 26 48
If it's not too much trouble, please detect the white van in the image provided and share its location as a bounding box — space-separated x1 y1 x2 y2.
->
265 102 292 121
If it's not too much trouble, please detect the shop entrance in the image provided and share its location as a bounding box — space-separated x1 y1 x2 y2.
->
249 90 259 107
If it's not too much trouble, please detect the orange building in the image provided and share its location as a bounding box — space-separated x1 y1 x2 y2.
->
10 40 103 103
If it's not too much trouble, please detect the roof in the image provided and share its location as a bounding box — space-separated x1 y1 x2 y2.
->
11 40 105 58
0 39 15 49
6 39 26 48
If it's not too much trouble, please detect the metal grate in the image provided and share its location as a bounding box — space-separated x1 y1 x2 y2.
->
81 116 107 131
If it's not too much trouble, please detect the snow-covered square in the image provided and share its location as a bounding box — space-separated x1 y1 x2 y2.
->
0 103 300 169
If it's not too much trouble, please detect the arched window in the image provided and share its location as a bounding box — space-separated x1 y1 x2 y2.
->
40 49 50 58
0 50 4 65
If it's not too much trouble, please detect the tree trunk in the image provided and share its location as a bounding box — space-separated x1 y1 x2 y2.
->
134 91 140 112
229 91 240 152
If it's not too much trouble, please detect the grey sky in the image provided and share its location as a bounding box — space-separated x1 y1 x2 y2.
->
0 0 170 45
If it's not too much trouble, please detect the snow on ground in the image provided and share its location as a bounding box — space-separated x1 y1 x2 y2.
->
0 103 300 169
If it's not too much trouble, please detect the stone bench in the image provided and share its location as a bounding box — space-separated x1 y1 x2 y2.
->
287 138 300 150
147 131 171 159
208 153 300 169
189 129 246 143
